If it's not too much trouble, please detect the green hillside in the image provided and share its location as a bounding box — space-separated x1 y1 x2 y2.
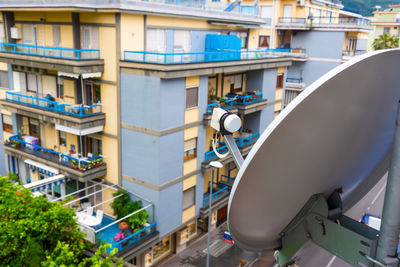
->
341 0 400 16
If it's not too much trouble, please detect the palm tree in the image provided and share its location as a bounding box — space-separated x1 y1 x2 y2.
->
373 33 399 50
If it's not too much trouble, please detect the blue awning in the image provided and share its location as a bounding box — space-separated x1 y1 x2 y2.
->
24 159 59 176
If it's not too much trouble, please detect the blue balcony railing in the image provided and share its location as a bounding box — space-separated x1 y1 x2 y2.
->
204 132 260 161
6 91 102 117
226 92 263 105
203 185 229 207
0 43 100 60
7 135 103 171
124 48 295 64
206 99 234 114
204 144 229 162
286 77 303 83
234 132 260 148
109 222 157 252
165 0 205 8
278 16 370 26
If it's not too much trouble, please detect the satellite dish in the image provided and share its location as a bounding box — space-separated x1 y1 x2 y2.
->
228 49 400 251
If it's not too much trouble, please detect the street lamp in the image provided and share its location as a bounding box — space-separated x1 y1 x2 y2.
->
207 161 223 267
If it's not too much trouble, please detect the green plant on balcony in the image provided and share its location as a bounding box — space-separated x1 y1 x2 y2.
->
11 140 21 148
71 159 79 169
111 189 150 233
219 97 227 104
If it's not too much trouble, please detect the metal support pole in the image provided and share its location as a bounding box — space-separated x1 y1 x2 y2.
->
206 166 214 267
376 101 400 266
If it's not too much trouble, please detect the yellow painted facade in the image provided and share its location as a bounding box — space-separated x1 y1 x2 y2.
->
0 63 7 71
103 188 115 216
184 127 198 141
60 25 74 48
101 83 118 135
183 175 196 191
183 158 197 175
80 12 115 24
120 13 145 58
184 108 199 124
102 135 119 185
182 205 195 223
185 76 200 87
99 27 117 82
14 11 72 22
61 79 76 105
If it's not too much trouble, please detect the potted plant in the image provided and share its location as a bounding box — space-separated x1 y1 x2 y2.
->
71 159 79 169
111 189 150 232
12 140 21 149
219 97 226 104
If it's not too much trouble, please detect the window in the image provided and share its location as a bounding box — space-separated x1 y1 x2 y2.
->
2 114 12 133
83 82 101 105
260 5 272 25
59 131 66 147
81 26 99 49
174 30 191 52
259 35 270 48
87 136 102 156
26 73 39 93
186 87 198 109
276 74 283 88
314 9 321 23
184 138 197 161
0 70 9 89
233 32 248 49
57 77 64 99
146 29 166 52
230 74 243 93
0 23 4 43
188 221 197 237
383 27 390 34
182 187 195 210
29 118 40 139
53 25 61 47
153 236 171 261
22 24 37 45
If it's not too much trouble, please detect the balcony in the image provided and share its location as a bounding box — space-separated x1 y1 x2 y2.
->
202 185 229 207
199 185 230 217
56 184 158 256
286 77 306 91
218 174 236 188
276 16 371 31
342 49 366 60
204 92 273 123
4 135 106 181
0 43 104 73
202 132 260 171
124 48 305 65
0 91 105 133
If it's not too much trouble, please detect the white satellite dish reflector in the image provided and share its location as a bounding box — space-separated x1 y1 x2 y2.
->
228 49 400 251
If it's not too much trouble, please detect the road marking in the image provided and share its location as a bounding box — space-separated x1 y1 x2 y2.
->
365 184 386 213
203 239 232 257
326 256 337 267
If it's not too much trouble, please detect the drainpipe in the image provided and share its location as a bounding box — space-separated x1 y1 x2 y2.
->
271 0 277 48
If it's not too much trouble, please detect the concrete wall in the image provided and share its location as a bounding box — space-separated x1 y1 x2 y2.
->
291 31 345 59
288 60 340 86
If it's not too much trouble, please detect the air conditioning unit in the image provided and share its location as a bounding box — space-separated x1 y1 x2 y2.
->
296 0 305 6
10 27 21 39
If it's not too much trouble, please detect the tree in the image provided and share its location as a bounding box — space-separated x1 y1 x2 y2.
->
0 175 122 266
373 33 399 50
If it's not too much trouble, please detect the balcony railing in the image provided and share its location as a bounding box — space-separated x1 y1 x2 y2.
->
6 91 102 117
277 16 370 26
218 174 236 187
203 185 229 207
286 77 303 83
204 132 260 161
124 48 297 64
7 135 103 171
0 43 100 60
234 132 260 147
206 99 235 114
59 183 156 254
226 92 263 105
278 17 307 24
342 50 366 57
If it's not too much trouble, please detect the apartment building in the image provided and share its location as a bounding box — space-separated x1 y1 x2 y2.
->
251 0 371 105
367 5 400 51
0 0 369 266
